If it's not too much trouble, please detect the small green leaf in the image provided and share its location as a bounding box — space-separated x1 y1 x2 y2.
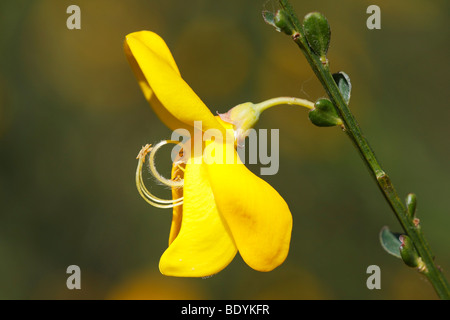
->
379 226 402 258
308 98 342 127
262 11 277 30
303 12 331 58
332 72 352 104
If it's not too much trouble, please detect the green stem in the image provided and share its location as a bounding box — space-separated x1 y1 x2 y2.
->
255 97 315 112
277 0 450 299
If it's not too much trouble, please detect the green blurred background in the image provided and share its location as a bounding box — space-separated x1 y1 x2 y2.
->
0 0 449 300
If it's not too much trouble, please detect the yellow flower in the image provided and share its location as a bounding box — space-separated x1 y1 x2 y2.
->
124 31 295 277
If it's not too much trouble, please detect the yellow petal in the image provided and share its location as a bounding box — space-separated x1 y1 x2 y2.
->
124 40 187 131
159 155 237 277
205 141 292 272
124 31 224 133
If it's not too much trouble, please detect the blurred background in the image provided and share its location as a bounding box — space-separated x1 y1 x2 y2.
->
0 0 449 300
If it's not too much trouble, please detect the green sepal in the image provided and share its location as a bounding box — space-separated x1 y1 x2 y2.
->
303 12 331 58
379 226 402 259
406 193 417 218
308 98 342 127
399 235 421 268
332 72 352 104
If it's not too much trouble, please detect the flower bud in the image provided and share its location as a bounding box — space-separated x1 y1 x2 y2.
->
406 193 417 218
399 235 421 268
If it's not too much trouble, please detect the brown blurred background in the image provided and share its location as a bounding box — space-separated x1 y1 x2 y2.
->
0 0 449 299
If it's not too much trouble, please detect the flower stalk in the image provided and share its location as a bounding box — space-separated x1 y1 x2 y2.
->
266 0 450 299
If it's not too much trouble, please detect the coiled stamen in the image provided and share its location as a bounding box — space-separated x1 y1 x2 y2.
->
136 142 184 209
148 140 184 188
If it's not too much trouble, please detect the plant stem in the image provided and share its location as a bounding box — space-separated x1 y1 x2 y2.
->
255 97 315 112
277 0 450 299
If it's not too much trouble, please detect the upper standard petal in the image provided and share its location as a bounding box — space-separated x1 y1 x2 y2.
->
124 31 224 133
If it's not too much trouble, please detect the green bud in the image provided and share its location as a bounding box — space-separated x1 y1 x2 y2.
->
303 12 331 59
406 193 417 218
276 10 295 35
308 98 342 127
399 235 421 268
263 9 296 36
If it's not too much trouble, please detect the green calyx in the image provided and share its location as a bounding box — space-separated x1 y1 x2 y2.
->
308 98 342 127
